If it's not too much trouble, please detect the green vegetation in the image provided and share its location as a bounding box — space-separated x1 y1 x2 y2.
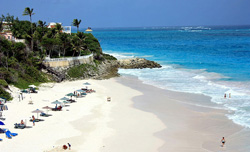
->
67 64 97 78
102 53 117 60
72 19 81 32
0 8 110 100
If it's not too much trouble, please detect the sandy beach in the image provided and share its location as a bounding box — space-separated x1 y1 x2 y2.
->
0 76 250 152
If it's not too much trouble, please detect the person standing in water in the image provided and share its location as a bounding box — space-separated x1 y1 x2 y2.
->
221 137 226 147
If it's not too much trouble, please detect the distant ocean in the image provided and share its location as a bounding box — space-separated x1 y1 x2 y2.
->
84 26 250 128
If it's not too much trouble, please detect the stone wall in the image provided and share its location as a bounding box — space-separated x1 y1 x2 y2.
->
43 54 94 68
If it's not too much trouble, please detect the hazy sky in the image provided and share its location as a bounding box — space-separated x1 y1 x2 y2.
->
1 0 250 28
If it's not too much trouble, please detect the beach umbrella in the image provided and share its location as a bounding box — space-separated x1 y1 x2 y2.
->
76 89 85 92
66 93 76 99
83 82 91 85
62 100 70 104
32 109 44 119
42 106 52 114
0 121 5 125
66 93 75 96
51 100 62 105
60 97 70 101
28 85 36 88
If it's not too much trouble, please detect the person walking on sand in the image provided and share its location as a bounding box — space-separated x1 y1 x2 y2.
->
221 137 226 147
68 143 71 150
32 115 35 126
224 94 226 98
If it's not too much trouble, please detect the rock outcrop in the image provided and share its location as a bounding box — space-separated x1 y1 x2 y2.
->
42 57 161 82
117 58 162 69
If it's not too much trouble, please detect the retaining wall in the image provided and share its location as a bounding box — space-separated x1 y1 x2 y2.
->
43 54 94 68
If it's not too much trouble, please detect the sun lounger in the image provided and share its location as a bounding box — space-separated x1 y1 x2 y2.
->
0 138 2 141
14 123 26 129
21 89 28 93
52 106 62 111
40 112 52 117
68 99 76 103
10 131 18 136
29 119 42 122
6 130 18 137
5 131 12 139
0 128 4 133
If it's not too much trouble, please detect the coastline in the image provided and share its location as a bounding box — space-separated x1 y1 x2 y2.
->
103 76 250 152
0 76 250 151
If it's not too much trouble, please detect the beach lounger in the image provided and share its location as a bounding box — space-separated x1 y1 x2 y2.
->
14 123 26 129
6 130 18 136
29 119 42 122
10 132 18 136
40 112 51 117
0 128 4 133
0 138 2 141
5 131 12 139
52 106 62 111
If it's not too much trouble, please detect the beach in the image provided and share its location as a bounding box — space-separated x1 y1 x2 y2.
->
0 76 250 152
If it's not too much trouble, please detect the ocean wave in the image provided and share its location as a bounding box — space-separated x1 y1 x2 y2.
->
118 65 250 128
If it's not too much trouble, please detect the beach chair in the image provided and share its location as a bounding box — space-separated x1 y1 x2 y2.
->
14 123 26 129
10 132 18 136
6 130 18 136
0 138 2 141
5 131 12 139
40 112 51 117
0 128 4 133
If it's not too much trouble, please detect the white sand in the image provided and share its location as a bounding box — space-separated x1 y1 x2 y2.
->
0 78 165 152
0 77 249 152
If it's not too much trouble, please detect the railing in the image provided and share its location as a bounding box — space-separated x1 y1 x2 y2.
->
44 54 93 62
15 39 25 43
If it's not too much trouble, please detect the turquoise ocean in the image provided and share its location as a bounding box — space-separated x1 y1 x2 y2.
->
88 26 250 127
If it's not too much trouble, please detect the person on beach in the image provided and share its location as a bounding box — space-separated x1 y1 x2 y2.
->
224 94 226 98
221 137 226 147
20 92 23 100
32 115 35 126
68 143 71 150
21 120 24 125
229 93 231 98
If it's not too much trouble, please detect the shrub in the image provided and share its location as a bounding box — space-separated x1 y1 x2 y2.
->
67 64 97 78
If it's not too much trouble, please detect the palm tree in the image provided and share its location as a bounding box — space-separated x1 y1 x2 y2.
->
37 20 46 35
54 23 63 34
23 7 35 51
72 19 81 32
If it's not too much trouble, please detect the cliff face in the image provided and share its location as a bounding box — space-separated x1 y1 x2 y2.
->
42 57 162 82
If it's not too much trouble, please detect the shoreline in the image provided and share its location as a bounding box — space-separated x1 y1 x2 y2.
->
105 75 250 152
0 76 250 151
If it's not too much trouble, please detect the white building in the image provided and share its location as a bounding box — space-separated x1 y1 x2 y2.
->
47 22 71 34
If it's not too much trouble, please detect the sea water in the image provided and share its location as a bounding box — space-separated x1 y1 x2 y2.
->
90 26 250 128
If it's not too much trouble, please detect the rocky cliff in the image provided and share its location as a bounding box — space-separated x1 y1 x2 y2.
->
42 57 161 82
117 58 162 69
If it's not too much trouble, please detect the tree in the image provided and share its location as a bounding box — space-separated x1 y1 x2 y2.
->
23 7 35 51
37 20 46 35
71 35 81 56
72 19 81 32
54 23 63 34
57 33 71 57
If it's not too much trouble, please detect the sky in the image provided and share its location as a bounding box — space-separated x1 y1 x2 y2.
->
1 0 250 28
